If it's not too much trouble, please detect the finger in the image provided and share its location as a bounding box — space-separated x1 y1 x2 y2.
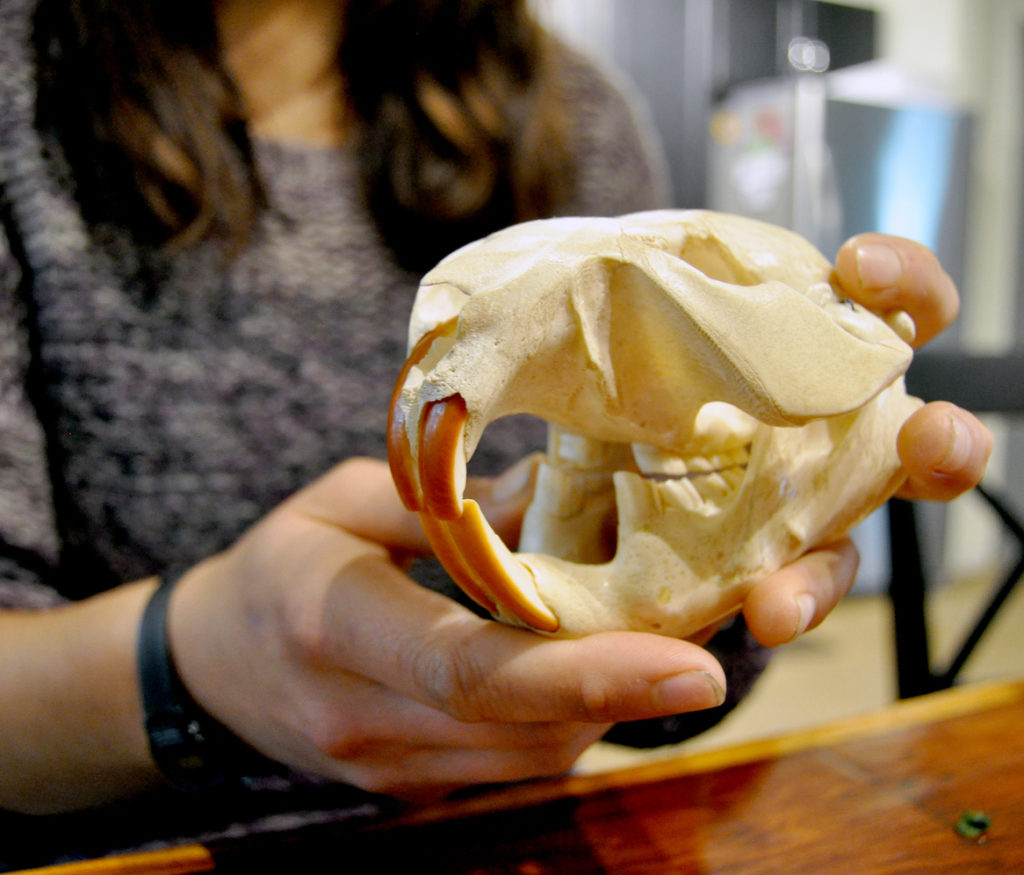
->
208 606 609 785
896 402 993 501
289 673 608 797
315 555 727 725
332 723 608 800
833 233 959 347
742 537 860 648
289 456 431 552
296 669 604 758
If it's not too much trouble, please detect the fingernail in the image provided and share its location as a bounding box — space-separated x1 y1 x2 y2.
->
935 413 971 475
651 670 726 712
856 243 902 289
794 593 817 638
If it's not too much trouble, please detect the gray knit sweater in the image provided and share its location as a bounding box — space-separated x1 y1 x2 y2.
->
0 0 766 865
0 0 673 605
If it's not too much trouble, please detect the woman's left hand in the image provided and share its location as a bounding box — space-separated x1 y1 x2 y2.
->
740 233 993 648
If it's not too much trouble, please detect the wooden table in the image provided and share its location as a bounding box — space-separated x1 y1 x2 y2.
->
20 678 1024 874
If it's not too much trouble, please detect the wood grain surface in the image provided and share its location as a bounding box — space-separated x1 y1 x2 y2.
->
17 678 1024 874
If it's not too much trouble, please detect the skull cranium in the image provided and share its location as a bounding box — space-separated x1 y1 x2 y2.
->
388 210 921 638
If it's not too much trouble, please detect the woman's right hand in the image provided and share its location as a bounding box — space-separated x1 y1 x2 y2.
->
168 457 727 799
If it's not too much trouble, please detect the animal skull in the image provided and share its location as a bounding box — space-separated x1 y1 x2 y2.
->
388 210 921 638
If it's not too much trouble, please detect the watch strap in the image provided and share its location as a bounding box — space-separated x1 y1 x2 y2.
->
137 574 275 791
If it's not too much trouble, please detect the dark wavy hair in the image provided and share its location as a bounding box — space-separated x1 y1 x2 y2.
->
33 0 573 271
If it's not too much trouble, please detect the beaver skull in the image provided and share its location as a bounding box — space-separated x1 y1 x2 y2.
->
388 210 921 638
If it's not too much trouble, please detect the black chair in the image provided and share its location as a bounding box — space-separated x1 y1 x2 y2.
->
888 351 1024 698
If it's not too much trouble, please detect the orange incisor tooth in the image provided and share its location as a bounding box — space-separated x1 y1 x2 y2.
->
418 395 467 521
387 398 421 511
418 512 497 614
387 319 458 511
447 501 559 633
387 317 557 633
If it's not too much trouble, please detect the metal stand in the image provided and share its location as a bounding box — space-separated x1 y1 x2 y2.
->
888 485 1024 698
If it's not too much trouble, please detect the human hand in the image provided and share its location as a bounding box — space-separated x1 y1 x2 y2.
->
738 234 992 647
168 457 726 798
833 233 992 502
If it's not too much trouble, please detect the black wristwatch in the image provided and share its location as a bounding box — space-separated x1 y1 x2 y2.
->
137 574 277 791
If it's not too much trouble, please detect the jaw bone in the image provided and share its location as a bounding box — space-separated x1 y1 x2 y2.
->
388 210 921 638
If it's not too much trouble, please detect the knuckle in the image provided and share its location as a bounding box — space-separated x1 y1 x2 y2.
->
579 672 624 722
399 626 490 722
304 708 370 762
281 595 335 669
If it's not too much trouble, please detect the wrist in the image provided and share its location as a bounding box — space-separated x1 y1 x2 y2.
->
0 583 160 813
137 572 280 791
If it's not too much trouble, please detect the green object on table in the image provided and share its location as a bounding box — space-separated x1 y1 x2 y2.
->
954 810 991 840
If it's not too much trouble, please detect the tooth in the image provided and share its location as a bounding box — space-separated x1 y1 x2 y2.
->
661 477 704 512
447 500 559 633
722 467 747 490
615 472 665 520
700 472 731 494
691 402 760 448
806 281 837 307
418 512 497 613
723 446 751 468
418 395 468 520
692 472 734 513
632 442 688 477
684 455 713 474
552 428 630 470
531 461 587 518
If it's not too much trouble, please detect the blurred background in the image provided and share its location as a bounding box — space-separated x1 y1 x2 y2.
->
528 0 1024 763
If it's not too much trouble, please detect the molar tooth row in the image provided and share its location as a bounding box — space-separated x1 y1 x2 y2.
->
632 443 688 478
683 446 750 474
633 443 751 479
685 455 715 474
661 476 705 511
691 470 738 510
669 465 747 515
